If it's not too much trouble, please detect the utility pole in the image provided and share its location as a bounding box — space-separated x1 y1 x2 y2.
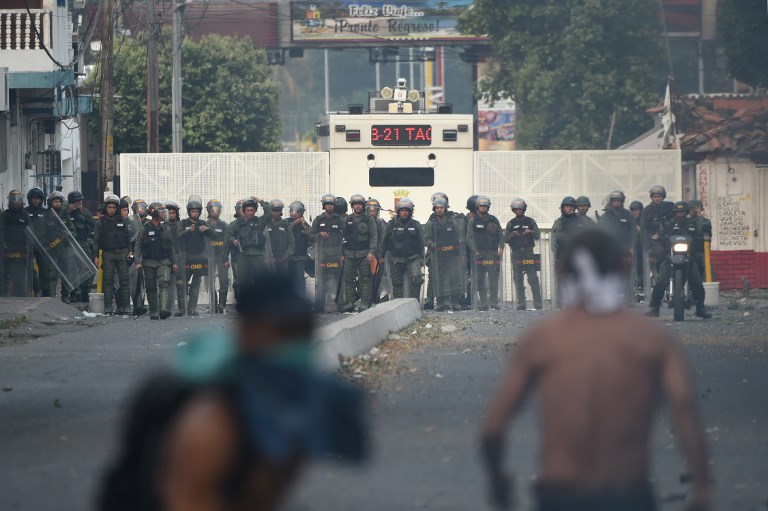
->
147 0 159 152
99 0 114 196
172 0 184 153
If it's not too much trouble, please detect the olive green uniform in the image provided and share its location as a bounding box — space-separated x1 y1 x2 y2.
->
504 215 542 310
93 214 132 313
135 221 177 317
310 212 344 311
225 215 270 296
342 212 378 311
467 213 504 308
177 218 214 315
44 208 76 300
380 216 424 299
425 213 464 310
206 218 230 311
25 205 48 296
0 207 32 297
68 207 95 301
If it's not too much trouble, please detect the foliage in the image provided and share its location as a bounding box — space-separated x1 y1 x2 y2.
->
98 33 281 153
459 0 664 149
718 0 768 89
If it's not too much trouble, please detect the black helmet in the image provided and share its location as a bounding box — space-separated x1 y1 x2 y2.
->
289 201 305 214
649 185 667 198
187 195 203 212
147 202 165 219
27 187 45 202
608 190 626 204
67 190 84 203
466 195 478 212
241 198 258 212
349 194 366 205
321 194 336 206
119 199 130 210
334 196 348 215
575 196 591 207
397 198 414 212
510 198 527 211
673 201 688 213
561 196 577 207
687 199 703 210
629 200 643 211
165 200 179 211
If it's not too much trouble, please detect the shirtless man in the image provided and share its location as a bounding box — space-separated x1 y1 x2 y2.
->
480 228 711 511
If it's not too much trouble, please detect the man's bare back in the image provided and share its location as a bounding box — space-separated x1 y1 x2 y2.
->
481 307 710 510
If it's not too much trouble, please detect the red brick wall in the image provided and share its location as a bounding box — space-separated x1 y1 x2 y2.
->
710 250 758 290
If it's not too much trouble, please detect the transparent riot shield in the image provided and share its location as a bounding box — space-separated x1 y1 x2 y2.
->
127 213 142 310
430 217 467 310
1 222 34 297
511 253 542 310
177 219 211 316
204 241 218 315
314 233 342 313
471 252 502 310
25 210 97 293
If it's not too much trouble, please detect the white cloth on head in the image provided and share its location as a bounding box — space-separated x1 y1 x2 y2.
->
560 248 625 314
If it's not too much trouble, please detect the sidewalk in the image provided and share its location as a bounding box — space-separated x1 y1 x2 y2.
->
0 298 95 345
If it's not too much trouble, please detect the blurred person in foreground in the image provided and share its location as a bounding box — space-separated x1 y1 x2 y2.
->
98 272 367 511
479 227 710 511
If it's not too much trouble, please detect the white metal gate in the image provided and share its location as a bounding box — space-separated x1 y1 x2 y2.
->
475 150 682 304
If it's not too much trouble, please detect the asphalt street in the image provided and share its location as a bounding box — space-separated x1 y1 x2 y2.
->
1 294 767 511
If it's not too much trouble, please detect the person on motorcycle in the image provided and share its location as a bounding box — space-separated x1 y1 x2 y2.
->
645 202 711 319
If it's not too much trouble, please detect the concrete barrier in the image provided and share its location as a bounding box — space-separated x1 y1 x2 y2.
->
314 298 422 369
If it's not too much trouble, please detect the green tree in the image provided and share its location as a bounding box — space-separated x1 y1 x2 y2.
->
719 0 768 89
459 0 664 149
105 33 281 153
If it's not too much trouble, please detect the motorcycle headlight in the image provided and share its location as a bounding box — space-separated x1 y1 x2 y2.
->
673 242 689 253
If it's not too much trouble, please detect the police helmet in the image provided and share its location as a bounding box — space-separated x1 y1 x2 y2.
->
121 196 132 206
47 191 65 205
27 187 45 202
68 190 84 203
321 194 336 206
165 200 179 211
510 198 527 211
575 196 591 207
206 199 223 211
475 196 491 208
365 198 381 211
289 201 305 214
105 195 121 207
241 198 259 212
466 195 479 212
349 193 366 205
430 191 449 206
673 201 688 213
629 200 643 211
147 202 165 219
687 199 703 210
561 196 578 208
7 190 24 206
432 197 448 209
608 190 626 203
133 199 148 215
119 199 130 210
334 196 348 215
187 196 203 212
397 198 414 212
269 199 285 211
649 185 667 198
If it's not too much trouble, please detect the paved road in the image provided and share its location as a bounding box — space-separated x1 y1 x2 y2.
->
1 297 766 511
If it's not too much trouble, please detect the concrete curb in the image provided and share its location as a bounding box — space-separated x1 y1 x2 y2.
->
314 298 422 370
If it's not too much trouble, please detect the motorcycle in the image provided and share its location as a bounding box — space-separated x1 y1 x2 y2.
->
668 234 692 322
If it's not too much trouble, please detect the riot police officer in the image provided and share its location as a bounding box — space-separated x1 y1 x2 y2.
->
226 198 270 299
25 187 48 296
0 190 32 297
67 190 95 302
504 198 543 310
335 196 349 222
93 195 132 314
600 190 635 254
288 201 311 287
423 191 450 310
575 196 595 226
379 198 424 300
135 203 177 320
177 197 214 316
310 194 344 311
205 199 230 313
646 202 711 319
44 191 76 301
687 199 712 280
164 201 183 314
641 185 675 277
424 197 464 311
341 194 378 312
264 199 295 274
467 196 504 310
366 198 391 303
552 196 580 263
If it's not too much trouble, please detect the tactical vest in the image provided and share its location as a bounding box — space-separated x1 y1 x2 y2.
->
472 215 501 252
180 219 208 255
643 202 674 236
432 216 460 253
100 216 129 250
266 219 290 259
2 208 29 249
207 220 228 254
69 210 92 242
25 206 46 224
344 214 371 252
316 215 343 249
602 208 634 247
390 219 421 258
141 223 171 261
292 221 309 259
507 216 536 250
237 217 266 249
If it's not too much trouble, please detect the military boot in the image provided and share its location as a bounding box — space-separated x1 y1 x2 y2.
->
174 298 186 317
695 303 712 319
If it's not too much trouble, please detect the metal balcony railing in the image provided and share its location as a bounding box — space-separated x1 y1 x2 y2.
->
0 9 52 51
